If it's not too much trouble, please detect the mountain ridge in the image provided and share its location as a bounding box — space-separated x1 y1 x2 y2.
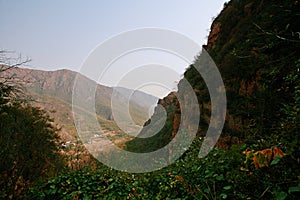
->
4 67 158 144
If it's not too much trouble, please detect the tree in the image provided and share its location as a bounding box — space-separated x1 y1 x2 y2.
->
0 51 64 199
0 51 31 104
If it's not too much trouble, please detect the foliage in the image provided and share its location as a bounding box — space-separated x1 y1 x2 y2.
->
201 0 300 141
125 94 178 153
0 103 65 199
0 52 64 199
27 137 300 199
4 0 300 199
120 0 300 199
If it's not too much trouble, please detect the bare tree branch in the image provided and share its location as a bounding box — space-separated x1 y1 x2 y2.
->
253 22 300 43
0 50 32 103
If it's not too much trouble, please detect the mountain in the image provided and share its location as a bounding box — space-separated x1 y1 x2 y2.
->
4 67 158 145
16 1 300 199
126 0 300 151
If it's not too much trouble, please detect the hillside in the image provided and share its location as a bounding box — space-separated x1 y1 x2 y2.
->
2 0 300 199
121 1 300 198
4 67 158 144
127 0 300 151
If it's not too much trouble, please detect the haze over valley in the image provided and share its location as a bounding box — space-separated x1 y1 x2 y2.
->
1 1 299 199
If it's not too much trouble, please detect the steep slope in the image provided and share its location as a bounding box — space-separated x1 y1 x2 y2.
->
126 0 300 151
199 0 300 143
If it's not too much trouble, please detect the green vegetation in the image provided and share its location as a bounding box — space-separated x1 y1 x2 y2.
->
0 62 64 199
0 100 64 199
125 93 178 153
26 138 300 199
1 0 300 199
123 0 300 199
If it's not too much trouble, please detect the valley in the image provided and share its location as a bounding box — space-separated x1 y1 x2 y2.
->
1 0 299 199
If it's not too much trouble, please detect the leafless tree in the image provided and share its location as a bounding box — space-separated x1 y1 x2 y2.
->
0 50 31 103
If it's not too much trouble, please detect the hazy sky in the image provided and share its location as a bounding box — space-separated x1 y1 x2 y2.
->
0 0 227 97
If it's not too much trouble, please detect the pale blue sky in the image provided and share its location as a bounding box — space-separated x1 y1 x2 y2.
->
0 0 227 96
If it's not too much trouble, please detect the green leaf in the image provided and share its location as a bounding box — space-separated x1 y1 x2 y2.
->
223 185 232 190
276 191 287 200
288 183 300 193
270 155 281 166
220 193 228 199
216 174 224 181
50 185 56 189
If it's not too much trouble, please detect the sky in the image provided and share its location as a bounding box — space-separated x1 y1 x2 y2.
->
0 0 227 97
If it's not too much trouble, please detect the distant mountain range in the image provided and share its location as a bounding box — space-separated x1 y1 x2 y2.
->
5 67 158 146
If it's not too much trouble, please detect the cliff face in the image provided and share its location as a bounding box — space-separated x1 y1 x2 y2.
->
203 0 300 141
127 0 300 151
